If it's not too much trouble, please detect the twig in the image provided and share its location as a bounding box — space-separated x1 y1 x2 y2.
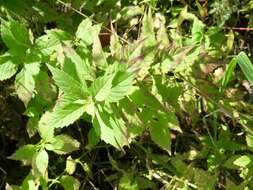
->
223 27 253 32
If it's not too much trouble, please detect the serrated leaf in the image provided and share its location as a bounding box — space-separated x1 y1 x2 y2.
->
47 64 86 99
42 101 86 129
1 20 31 55
141 9 156 47
45 134 80 154
62 45 95 81
107 71 134 102
93 105 128 149
35 29 70 57
15 61 40 105
34 149 48 176
8 144 37 161
0 53 19 81
60 175 80 190
237 52 253 85
76 18 101 45
90 75 114 102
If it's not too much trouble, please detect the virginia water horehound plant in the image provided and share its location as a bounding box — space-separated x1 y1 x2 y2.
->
1 0 253 189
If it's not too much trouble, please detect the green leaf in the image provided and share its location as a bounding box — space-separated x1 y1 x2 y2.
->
45 134 80 154
141 8 156 47
60 175 80 190
38 111 55 141
119 173 139 190
233 155 253 168
34 149 48 176
92 35 108 70
87 127 100 149
35 29 70 58
90 75 114 102
221 58 237 90
237 52 253 85
41 101 87 129
65 156 76 175
75 18 101 45
246 134 253 152
20 173 38 190
1 20 31 55
150 119 171 152
8 144 37 161
93 105 128 149
62 45 95 81
0 53 19 81
107 71 134 102
47 64 86 99
15 61 40 105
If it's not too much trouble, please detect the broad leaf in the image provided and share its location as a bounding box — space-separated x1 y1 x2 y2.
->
233 155 253 168
20 174 38 190
35 29 70 58
1 20 31 55
76 18 101 45
45 134 80 154
8 144 37 161
34 149 48 176
41 101 86 129
107 71 134 102
93 105 128 149
65 156 76 175
90 75 114 102
62 45 95 81
60 175 80 190
87 127 100 148
47 64 86 99
150 118 171 152
0 53 19 81
38 111 55 141
15 62 40 105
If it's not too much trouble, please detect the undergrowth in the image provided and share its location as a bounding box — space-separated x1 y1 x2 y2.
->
1 0 253 189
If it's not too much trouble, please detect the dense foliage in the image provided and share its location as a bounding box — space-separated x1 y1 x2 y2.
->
1 0 253 189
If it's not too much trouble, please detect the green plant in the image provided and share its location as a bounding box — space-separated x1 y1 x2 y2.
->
1 1 253 189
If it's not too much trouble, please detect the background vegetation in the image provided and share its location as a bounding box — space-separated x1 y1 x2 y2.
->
1 0 253 189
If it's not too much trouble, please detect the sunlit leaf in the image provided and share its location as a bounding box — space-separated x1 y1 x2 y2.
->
45 134 80 154
8 144 37 161
15 61 40 105
237 51 253 85
90 74 113 102
34 149 48 176
60 175 80 190
0 53 19 81
93 104 128 149
1 20 31 55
